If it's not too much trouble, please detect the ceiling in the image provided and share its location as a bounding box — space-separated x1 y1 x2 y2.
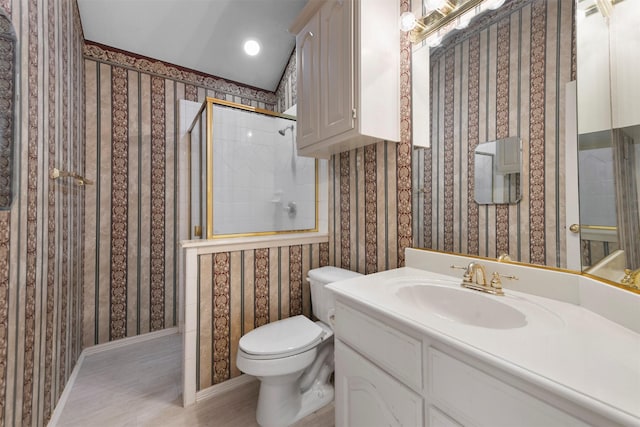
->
77 0 308 92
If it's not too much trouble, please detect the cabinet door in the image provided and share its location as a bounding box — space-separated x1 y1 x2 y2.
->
319 0 354 141
429 348 589 427
335 340 423 427
296 12 320 149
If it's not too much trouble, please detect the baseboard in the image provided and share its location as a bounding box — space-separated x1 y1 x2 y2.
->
83 327 178 356
196 374 258 403
47 328 179 426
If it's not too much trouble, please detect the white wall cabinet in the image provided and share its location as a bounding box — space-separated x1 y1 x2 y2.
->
290 0 400 158
333 300 607 427
577 1 640 134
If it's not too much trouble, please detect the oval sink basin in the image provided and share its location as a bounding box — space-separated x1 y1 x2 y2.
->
395 285 527 329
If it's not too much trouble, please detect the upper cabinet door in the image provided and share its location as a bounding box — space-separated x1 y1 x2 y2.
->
319 0 354 141
296 13 320 149
290 0 399 158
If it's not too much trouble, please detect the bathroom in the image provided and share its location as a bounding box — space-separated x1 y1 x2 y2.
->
0 0 638 426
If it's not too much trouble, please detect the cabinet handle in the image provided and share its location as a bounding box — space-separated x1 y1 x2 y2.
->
308 31 314 38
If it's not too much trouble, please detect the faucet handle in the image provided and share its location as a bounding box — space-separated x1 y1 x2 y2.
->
490 272 503 289
489 271 519 294
450 264 473 284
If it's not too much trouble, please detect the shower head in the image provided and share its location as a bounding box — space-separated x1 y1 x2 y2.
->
278 125 294 136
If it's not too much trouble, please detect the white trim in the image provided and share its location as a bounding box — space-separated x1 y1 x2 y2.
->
47 352 85 427
196 374 258 403
179 232 329 254
83 327 179 356
48 328 180 426
565 81 581 271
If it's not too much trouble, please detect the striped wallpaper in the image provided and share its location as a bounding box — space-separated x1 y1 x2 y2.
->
83 43 279 347
415 0 575 268
326 0 414 273
275 50 296 114
195 242 329 390
192 0 413 392
0 0 85 426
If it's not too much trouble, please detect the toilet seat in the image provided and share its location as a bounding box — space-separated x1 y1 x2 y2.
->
239 315 325 360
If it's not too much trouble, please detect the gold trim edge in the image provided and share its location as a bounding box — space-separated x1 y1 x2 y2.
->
411 247 640 295
201 97 317 240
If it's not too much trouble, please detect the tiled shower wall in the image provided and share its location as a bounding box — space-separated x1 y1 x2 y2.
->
0 0 85 426
416 0 575 267
83 43 278 346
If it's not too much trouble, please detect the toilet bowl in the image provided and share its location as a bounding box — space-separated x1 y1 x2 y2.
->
236 266 362 427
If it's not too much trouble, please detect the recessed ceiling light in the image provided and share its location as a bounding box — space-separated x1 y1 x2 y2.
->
244 39 260 56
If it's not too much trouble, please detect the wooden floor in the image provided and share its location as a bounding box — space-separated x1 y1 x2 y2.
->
56 333 334 427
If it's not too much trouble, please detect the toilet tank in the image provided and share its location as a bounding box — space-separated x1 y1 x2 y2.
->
308 266 362 325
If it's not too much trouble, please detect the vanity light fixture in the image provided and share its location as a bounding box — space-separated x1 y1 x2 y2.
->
400 0 513 45
399 11 425 32
424 0 449 12
577 0 623 18
243 39 261 56
595 0 613 17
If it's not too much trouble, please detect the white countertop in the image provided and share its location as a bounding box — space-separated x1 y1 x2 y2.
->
327 267 640 425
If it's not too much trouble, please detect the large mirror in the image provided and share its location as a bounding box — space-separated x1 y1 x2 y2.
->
0 8 16 210
410 0 639 290
575 0 640 281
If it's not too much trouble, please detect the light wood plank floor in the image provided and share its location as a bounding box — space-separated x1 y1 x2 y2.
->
56 333 334 427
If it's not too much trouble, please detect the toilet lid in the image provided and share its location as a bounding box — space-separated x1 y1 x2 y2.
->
239 315 324 357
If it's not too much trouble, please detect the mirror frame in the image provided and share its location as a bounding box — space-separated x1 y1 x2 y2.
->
416 247 640 295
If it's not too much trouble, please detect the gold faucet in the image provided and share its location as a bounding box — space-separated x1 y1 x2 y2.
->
621 268 640 289
461 262 505 296
463 262 488 285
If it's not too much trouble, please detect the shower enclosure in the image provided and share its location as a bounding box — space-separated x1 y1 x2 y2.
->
188 98 317 239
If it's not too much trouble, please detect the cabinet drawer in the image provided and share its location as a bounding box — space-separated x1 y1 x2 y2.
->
429 348 589 427
335 340 423 427
335 302 422 391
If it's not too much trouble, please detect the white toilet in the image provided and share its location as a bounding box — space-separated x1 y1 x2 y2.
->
236 266 362 427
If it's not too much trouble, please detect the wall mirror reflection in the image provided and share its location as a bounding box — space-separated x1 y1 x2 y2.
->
474 137 521 205
410 0 640 291
188 98 318 239
575 0 640 285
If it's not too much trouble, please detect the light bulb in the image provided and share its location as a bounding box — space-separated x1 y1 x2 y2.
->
428 34 443 47
456 11 473 29
243 39 260 56
424 0 447 12
399 12 417 32
486 0 506 10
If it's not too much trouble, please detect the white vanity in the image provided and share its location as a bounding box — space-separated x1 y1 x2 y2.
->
327 248 640 427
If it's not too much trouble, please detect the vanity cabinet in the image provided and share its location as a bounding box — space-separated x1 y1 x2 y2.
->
335 341 423 426
333 300 599 427
290 0 400 158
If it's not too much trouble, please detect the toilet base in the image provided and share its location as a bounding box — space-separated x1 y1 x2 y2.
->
256 378 334 427
292 380 334 423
